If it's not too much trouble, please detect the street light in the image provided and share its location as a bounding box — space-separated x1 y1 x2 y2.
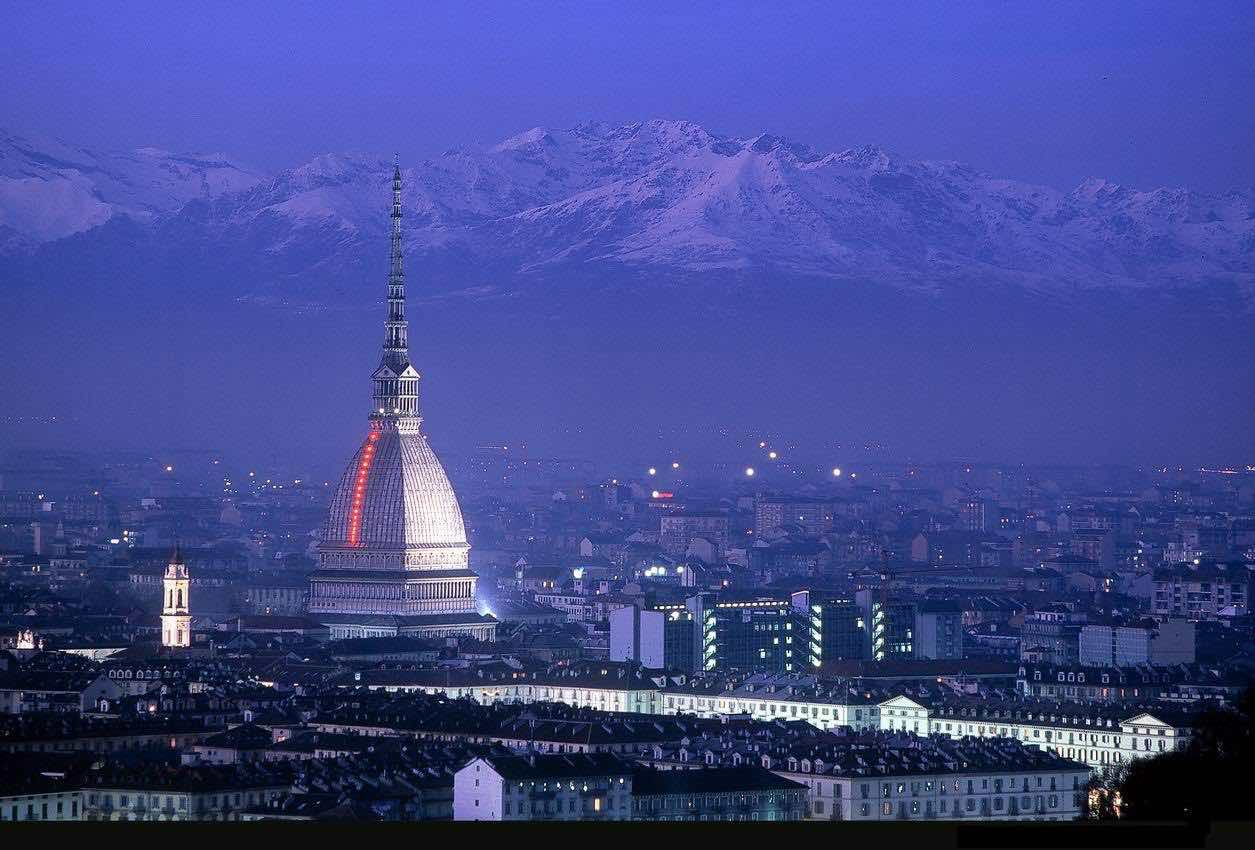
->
745 467 755 477
832 468 842 477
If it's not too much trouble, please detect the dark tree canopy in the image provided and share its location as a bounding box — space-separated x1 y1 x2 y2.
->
1115 685 1255 823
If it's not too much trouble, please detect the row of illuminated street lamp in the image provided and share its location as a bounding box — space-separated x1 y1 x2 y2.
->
642 441 854 481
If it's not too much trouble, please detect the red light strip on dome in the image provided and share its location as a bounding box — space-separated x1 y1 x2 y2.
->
347 431 380 547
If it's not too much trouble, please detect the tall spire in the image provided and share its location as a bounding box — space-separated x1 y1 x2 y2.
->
372 157 420 422
384 154 408 371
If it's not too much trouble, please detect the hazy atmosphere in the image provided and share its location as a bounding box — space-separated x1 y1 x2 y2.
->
3 1 1254 470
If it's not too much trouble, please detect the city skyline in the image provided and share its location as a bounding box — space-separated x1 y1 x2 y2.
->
1 2 1253 831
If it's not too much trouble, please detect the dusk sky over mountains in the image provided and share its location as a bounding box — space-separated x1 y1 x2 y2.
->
1 1 1253 467
4 2 1254 191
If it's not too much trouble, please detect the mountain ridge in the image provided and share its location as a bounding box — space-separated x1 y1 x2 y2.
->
3 119 1254 304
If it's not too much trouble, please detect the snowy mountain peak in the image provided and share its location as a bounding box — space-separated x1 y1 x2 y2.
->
1071 176 1130 202
831 144 896 172
493 127 559 152
0 126 261 248
288 152 389 183
745 132 822 164
2 121 1253 303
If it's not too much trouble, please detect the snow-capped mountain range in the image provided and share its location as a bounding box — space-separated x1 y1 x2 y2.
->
0 128 262 247
3 120 1253 300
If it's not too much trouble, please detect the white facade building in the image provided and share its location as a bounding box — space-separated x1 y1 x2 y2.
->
660 677 881 731
454 754 634 821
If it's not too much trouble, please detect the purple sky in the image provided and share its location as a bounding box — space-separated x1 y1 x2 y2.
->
4 1 1253 191
3 2 1254 468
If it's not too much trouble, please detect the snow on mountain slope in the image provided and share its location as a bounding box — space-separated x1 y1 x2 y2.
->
3 120 1254 299
0 129 262 248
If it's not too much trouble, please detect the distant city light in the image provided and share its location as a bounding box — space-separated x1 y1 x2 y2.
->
832 468 842 477
745 467 755 477
651 490 661 499
759 441 767 448
672 461 680 469
164 465 173 472
648 467 657 476
768 451 777 460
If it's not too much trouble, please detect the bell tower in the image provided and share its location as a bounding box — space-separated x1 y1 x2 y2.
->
161 546 191 648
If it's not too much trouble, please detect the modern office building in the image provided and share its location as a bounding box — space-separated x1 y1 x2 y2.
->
610 601 699 672
914 599 964 660
695 594 802 673
791 590 866 667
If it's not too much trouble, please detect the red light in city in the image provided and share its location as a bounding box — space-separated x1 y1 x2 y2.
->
347 431 381 546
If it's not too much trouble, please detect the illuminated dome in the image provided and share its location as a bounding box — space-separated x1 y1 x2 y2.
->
321 425 469 567
306 161 494 643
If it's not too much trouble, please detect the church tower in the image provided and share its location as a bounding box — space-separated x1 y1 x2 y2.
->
161 547 191 648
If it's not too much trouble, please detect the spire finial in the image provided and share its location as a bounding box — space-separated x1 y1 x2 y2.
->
386 160 405 363
371 157 418 421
